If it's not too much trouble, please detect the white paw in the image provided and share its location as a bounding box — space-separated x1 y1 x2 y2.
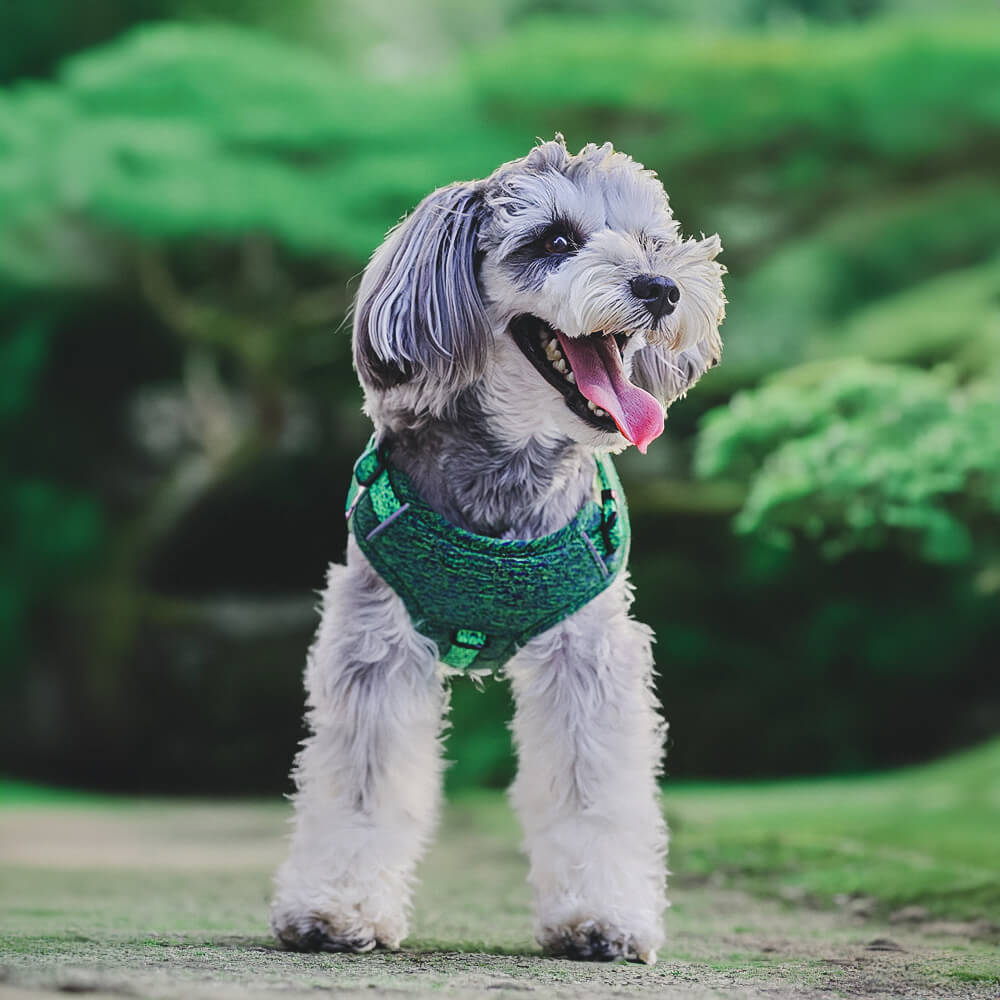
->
539 918 658 964
270 906 403 954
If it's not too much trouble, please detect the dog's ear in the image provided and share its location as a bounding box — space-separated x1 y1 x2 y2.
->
669 234 726 355
630 336 722 410
632 233 725 407
353 181 490 393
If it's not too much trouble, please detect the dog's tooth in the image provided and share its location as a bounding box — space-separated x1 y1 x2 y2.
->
555 359 567 373
587 400 597 412
566 371 576 384
595 408 606 417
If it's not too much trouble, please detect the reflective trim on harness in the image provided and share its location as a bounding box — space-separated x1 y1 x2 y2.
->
345 434 630 671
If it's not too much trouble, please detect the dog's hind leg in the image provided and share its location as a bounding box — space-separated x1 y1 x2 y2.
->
270 538 446 953
506 574 668 964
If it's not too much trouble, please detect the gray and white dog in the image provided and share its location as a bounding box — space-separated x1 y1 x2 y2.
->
270 137 725 964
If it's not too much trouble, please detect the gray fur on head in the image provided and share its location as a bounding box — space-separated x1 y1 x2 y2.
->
353 135 726 441
354 181 491 394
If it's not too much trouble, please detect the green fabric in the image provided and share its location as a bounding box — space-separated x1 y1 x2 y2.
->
345 436 631 670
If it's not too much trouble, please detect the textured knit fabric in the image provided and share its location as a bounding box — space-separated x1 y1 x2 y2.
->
345 436 631 670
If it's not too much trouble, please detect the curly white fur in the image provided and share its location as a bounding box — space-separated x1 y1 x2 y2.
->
508 574 667 963
270 541 446 951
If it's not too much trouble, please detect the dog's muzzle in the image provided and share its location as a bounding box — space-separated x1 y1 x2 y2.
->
510 315 665 452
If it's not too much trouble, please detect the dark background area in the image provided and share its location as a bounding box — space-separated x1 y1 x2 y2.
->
2 0 998 795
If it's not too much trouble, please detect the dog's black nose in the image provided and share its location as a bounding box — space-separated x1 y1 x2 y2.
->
629 274 680 320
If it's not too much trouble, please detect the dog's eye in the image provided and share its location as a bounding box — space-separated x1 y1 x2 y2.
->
509 224 582 264
544 233 573 255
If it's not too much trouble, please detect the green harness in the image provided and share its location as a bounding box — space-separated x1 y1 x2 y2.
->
345 436 631 671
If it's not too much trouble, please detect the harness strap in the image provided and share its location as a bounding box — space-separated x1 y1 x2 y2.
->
348 439 493 668
595 454 624 557
346 436 401 523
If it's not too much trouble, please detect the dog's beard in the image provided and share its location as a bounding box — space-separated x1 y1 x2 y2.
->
509 315 664 453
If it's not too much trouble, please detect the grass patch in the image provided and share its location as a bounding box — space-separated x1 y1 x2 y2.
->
950 970 1000 984
664 739 1000 921
438 739 1000 922
0 779 122 807
1 779 100 806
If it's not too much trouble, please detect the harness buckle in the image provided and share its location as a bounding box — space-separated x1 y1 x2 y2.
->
442 628 488 669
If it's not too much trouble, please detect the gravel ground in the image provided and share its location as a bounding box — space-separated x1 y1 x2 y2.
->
1 796 997 999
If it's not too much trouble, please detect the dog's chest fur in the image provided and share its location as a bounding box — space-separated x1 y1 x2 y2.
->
386 397 599 540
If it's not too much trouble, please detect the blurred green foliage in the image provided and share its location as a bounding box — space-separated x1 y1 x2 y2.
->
0 1 997 792
696 361 1000 564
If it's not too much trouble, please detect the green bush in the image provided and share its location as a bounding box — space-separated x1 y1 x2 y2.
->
696 360 1000 565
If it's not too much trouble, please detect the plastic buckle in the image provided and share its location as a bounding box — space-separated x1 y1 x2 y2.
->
451 629 487 651
442 629 487 669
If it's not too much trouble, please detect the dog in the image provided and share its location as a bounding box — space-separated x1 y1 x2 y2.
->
270 136 725 964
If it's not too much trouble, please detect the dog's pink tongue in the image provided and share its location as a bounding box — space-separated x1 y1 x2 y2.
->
555 331 664 453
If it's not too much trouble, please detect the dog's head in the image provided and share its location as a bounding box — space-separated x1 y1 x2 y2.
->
354 137 725 453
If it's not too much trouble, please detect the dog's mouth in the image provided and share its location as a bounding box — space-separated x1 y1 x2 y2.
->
510 315 664 453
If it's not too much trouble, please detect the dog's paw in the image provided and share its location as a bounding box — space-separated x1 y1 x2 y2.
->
541 919 657 965
271 911 398 954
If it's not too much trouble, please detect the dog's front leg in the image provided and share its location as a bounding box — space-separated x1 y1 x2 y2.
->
507 575 668 964
270 538 446 953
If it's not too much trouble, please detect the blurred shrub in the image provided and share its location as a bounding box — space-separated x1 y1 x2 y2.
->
1 9 998 791
696 360 1000 565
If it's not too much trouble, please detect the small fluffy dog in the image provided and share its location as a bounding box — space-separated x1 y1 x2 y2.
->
271 137 725 964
